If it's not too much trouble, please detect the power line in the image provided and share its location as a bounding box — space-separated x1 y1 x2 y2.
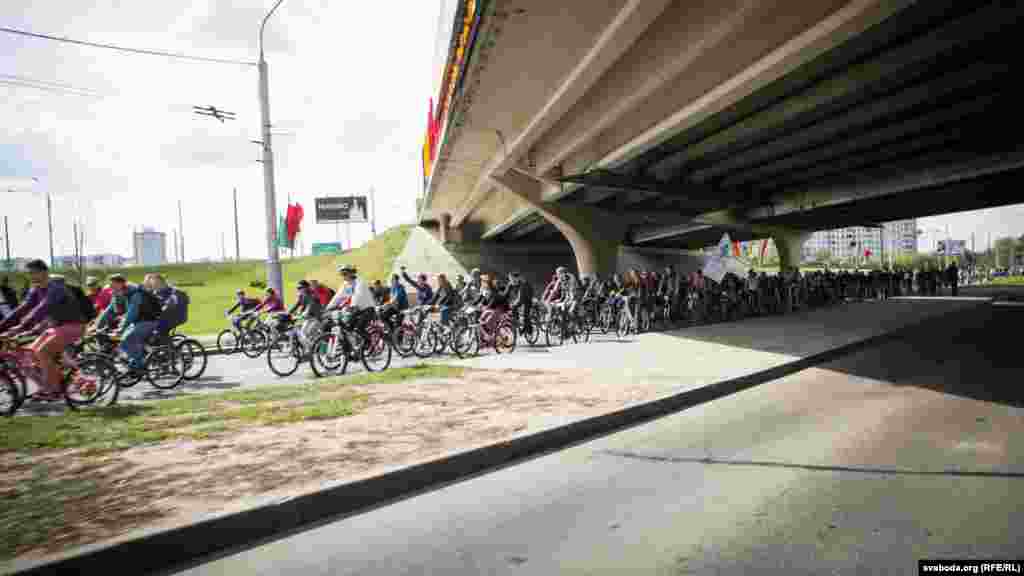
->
0 26 255 67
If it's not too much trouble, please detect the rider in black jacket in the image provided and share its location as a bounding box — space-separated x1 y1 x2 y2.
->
503 271 534 333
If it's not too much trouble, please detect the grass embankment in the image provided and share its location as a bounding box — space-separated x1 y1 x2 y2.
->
987 275 1024 286
0 364 463 454
5 225 412 336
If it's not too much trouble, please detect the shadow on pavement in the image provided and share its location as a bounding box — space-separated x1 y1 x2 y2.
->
821 306 1024 408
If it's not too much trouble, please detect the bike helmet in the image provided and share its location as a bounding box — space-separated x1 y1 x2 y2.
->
337 264 357 274
297 280 310 289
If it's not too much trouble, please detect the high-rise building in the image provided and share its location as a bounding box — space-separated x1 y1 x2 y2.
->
133 228 167 267
802 219 918 262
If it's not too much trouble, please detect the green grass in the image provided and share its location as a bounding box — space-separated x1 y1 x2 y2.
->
0 364 465 454
5 225 413 336
988 275 1024 286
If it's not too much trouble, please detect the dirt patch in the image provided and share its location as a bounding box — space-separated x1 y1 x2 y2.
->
1 368 660 562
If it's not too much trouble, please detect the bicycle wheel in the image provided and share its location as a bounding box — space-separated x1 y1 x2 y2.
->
494 322 517 354
616 309 633 337
521 318 540 346
267 334 302 377
146 346 185 390
0 369 21 416
310 332 348 377
178 339 208 381
545 314 564 347
65 354 119 409
576 315 592 343
240 328 268 359
392 323 417 357
361 325 393 372
413 324 437 358
452 324 480 358
217 329 239 355
432 325 447 355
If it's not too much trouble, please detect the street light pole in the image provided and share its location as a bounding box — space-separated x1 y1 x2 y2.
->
44 189 54 270
259 0 286 299
233 187 241 261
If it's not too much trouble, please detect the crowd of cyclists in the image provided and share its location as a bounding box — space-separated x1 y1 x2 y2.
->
0 252 974 414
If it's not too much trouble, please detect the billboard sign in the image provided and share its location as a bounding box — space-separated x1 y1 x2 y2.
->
315 196 368 224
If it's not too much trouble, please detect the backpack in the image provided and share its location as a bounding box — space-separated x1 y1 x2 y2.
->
66 284 97 322
136 288 162 322
173 287 190 323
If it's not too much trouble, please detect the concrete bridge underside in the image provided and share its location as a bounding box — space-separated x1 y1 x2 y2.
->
420 0 1024 277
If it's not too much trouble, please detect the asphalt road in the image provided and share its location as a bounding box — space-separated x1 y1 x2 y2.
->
175 304 1024 575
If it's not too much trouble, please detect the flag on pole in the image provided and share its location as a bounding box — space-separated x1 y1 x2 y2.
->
718 233 732 258
732 240 741 258
276 214 292 249
760 238 769 259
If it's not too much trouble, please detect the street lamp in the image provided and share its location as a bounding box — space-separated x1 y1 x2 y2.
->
258 0 286 299
1 176 54 269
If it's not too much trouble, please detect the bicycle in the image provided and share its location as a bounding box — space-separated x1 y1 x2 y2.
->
218 312 268 358
309 308 391 377
546 302 590 346
413 306 468 358
266 315 322 377
451 307 517 358
0 334 119 415
508 305 540 346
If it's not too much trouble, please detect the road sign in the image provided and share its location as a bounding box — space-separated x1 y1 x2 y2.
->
315 196 368 223
311 242 343 256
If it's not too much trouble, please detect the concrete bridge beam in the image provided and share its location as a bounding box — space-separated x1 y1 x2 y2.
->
773 229 812 273
491 170 626 280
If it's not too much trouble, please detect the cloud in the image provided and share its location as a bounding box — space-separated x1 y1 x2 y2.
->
2 0 441 261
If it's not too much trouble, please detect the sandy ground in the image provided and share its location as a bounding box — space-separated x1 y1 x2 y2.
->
2 368 660 561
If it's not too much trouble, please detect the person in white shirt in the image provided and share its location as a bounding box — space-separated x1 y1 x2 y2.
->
326 264 376 332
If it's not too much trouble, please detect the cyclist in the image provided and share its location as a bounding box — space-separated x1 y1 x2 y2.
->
370 279 389 305
326 265 376 334
471 274 509 335
0 260 89 400
226 289 261 333
256 287 285 314
550 266 580 319
145 273 189 344
389 274 409 311
309 279 333 307
463 268 482 304
95 274 162 373
504 271 534 336
0 276 15 319
426 273 456 326
453 274 467 296
400 266 434 307
288 280 324 347
85 276 112 315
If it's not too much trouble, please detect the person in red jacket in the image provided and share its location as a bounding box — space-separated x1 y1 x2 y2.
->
85 276 112 313
309 279 333 306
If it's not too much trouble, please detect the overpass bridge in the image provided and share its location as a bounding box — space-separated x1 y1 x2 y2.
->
418 0 1024 278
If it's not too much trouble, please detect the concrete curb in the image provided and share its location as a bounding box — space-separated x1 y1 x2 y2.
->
6 300 991 576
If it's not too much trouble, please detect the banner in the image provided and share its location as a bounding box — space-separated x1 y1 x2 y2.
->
276 215 292 249
717 233 732 258
315 196 369 223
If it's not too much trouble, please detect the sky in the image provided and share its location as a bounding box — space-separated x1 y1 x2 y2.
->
1 2 1022 263
1 0 448 262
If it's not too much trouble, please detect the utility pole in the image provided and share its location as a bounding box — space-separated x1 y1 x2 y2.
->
173 229 178 263
369 186 377 237
258 0 286 298
178 200 185 263
45 191 55 270
3 215 9 268
233 187 241 261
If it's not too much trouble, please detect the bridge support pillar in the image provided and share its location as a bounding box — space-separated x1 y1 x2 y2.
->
439 213 451 244
491 171 626 280
772 230 812 272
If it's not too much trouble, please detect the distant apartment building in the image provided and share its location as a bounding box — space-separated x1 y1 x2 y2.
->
802 219 918 262
133 228 167 267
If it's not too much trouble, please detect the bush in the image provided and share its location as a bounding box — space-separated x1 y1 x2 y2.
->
249 280 267 289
